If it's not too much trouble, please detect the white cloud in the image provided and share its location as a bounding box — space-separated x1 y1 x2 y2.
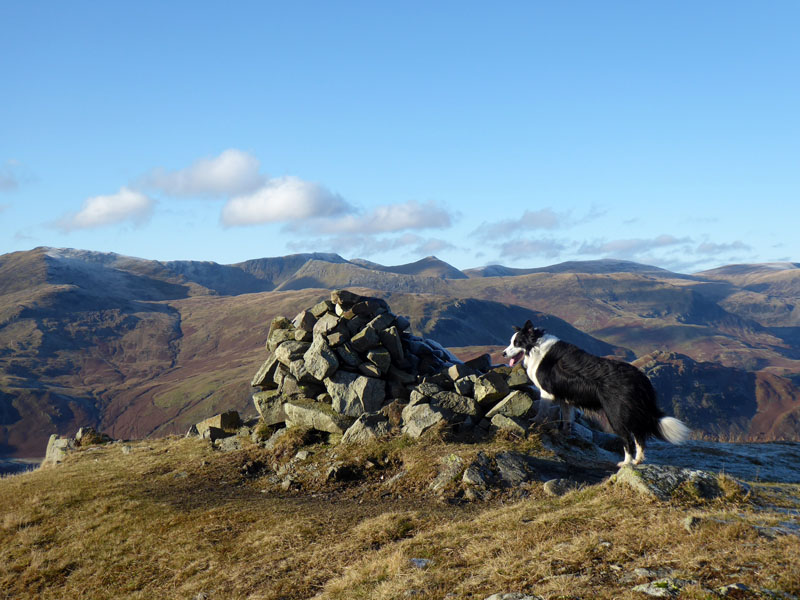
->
56 187 155 231
497 238 568 260
142 149 264 197
300 200 453 234
696 240 750 255
287 232 457 258
577 234 691 258
221 176 353 226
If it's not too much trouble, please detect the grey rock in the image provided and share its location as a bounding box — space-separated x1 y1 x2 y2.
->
251 354 280 389
325 370 385 417
474 371 510 407
341 413 391 444
717 583 751 596
494 452 537 486
345 314 369 335
432 391 480 416
506 365 531 388
201 426 227 442
614 464 745 501
543 478 578 496
632 578 694 597
485 390 536 420
367 312 395 331
274 341 311 366
447 363 476 381
358 363 383 378
401 403 446 438
284 400 354 434
216 436 243 452
491 414 527 436
367 347 392 375
326 330 349 346
310 299 334 317
571 422 594 444
292 309 317 332
409 558 432 569
330 289 364 309
252 390 286 426
462 452 494 487
430 453 465 492
266 316 294 351
395 314 411 331
263 427 289 450
288 358 316 384
351 326 381 352
454 375 476 397
294 328 313 342
43 434 76 466
313 313 344 337
335 342 361 368
379 326 405 363
303 336 339 381
195 411 241 437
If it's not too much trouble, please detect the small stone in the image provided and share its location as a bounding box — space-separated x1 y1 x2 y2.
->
251 354 280 389
330 289 365 309
463 353 492 372
284 400 354 434
274 341 311 366
401 403 446 438
252 390 287 426
683 515 702 532
366 347 392 374
409 558 432 569
543 478 578 497
485 390 536 420
379 326 405 362
448 363 476 381
341 413 391 444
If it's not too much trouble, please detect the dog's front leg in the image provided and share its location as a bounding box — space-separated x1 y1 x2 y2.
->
532 398 553 424
561 404 575 434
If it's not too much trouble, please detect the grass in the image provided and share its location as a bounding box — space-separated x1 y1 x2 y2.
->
1 432 798 600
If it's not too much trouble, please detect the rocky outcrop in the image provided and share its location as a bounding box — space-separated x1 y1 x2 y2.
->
248 289 553 445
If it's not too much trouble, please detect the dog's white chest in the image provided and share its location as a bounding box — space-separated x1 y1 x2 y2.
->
524 335 558 401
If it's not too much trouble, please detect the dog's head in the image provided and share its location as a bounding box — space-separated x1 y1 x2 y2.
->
502 320 546 367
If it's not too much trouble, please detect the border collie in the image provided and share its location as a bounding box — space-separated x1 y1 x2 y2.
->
503 320 689 466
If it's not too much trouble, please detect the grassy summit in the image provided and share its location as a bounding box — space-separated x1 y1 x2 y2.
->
1 430 798 599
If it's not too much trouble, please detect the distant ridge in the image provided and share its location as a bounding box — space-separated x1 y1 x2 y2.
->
349 255 467 279
464 258 682 278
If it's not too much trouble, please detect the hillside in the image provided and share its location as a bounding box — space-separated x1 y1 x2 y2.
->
2 429 799 599
2 247 800 458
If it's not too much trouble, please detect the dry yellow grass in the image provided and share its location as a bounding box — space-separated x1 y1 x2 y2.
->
1 434 798 600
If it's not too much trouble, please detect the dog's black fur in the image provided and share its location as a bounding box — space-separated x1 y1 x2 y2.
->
503 320 689 465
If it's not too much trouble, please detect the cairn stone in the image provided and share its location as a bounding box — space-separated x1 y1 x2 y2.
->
379 326 404 363
303 336 339 381
266 316 295 351
401 403 446 438
292 309 317 332
251 354 280 389
350 326 380 352
473 371 510 407
485 390 537 420
196 411 241 438
341 413 391 444
310 299 334 318
330 289 365 309
431 391 480 417
43 434 76 466
366 347 392 375
284 400 354 435
325 370 385 417
252 390 286 426
274 341 311 366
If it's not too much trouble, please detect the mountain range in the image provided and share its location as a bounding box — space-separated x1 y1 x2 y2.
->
1 246 799 457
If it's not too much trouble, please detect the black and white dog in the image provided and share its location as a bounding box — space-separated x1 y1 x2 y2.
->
503 320 689 466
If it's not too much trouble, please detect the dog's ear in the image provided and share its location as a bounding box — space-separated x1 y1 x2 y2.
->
512 325 521 332
523 319 534 331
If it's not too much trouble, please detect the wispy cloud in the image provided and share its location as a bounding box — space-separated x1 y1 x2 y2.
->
288 232 457 258
141 149 264 198
577 234 691 258
297 200 453 235
56 187 155 231
695 240 750 255
475 205 606 241
497 238 569 260
221 176 354 226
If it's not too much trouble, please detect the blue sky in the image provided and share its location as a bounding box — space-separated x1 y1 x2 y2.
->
1 1 798 273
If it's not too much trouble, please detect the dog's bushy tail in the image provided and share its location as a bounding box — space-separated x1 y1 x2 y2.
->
658 417 690 444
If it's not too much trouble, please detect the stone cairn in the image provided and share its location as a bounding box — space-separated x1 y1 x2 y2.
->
249 289 546 444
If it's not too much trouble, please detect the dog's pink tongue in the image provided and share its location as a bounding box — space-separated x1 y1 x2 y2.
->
508 355 520 367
